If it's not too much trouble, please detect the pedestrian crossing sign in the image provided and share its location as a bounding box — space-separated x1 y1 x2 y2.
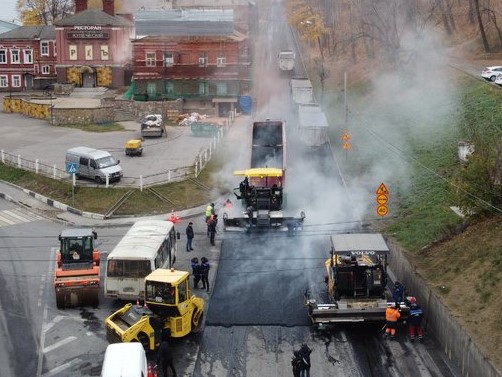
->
66 162 78 174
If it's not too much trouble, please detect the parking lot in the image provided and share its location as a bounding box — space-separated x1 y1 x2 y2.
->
0 93 242 187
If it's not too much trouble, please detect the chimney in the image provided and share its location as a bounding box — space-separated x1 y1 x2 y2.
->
102 0 115 16
75 0 87 13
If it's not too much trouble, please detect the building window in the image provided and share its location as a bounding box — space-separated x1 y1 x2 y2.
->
216 82 227 96
199 52 208 67
85 45 93 60
69 45 77 60
217 53 226 67
100 45 109 60
11 49 20 64
41 41 49 56
24 49 33 64
0 49 6 64
42 65 50 75
146 52 156 67
164 52 173 66
12 75 21 87
165 80 174 95
0 75 7 87
199 81 209 96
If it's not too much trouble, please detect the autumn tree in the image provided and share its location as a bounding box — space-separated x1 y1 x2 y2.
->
286 0 330 101
17 0 74 25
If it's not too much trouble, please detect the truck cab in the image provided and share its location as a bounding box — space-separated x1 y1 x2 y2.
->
55 229 100 308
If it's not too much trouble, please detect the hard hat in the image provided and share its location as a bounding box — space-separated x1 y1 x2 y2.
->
389 303 396 308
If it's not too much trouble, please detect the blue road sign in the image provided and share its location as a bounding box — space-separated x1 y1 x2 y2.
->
66 162 78 174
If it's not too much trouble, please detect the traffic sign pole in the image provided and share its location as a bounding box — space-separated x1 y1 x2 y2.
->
72 173 76 206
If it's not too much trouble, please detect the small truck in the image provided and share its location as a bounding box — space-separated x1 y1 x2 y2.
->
278 49 295 72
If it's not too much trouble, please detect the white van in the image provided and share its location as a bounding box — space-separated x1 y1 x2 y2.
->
100 343 148 377
66 146 123 183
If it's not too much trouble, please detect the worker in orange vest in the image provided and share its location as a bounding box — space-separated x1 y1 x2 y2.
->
384 303 401 340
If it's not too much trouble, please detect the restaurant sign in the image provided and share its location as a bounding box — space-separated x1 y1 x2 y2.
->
67 25 109 39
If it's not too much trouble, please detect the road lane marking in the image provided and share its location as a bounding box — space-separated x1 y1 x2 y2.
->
41 358 81 377
43 336 77 353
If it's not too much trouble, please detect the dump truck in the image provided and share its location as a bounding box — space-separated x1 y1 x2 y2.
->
141 114 165 138
298 103 329 147
105 267 204 351
290 78 314 106
278 49 295 72
222 119 305 232
304 233 409 327
54 228 100 309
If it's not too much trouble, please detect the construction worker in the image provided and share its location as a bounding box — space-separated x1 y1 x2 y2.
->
408 297 424 342
393 281 406 306
185 222 194 251
207 214 217 246
298 344 312 377
156 329 177 377
200 257 210 292
191 257 201 289
224 198 233 210
291 350 304 377
384 303 401 340
205 203 215 236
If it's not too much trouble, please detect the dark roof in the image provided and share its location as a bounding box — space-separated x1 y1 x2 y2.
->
55 8 133 27
134 9 234 37
0 25 56 40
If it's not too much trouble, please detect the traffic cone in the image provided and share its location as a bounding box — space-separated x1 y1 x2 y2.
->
174 211 181 223
144 302 149 309
169 210 175 222
147 363 156 377
136 299 140 306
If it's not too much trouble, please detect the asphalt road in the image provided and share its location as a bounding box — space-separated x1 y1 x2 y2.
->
0 1 489 376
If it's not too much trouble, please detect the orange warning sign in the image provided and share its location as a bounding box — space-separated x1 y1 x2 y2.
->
342 132 351 142
343 142 351 150
376 194 388 205
377 205 389 216
376 183 389 195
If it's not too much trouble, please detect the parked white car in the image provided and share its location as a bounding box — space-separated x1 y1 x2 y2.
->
481 66 502 82
494 74 502 86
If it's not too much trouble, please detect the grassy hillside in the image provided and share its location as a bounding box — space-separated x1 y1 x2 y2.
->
323 70 502 368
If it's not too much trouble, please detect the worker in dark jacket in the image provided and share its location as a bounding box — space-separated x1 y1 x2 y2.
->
191 257 201 289
408 297 424 341
298 343 312 377
207 215 217 246
291 350 304 377
200 257 210 292
384 303 401 340
392 281 406 305
156 329 177 377
185 222 194 251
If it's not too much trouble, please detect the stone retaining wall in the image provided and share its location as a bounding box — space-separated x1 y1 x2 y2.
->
104 97 184 122
52 106 115 126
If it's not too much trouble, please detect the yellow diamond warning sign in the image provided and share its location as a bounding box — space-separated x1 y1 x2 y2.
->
376 183 389 195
